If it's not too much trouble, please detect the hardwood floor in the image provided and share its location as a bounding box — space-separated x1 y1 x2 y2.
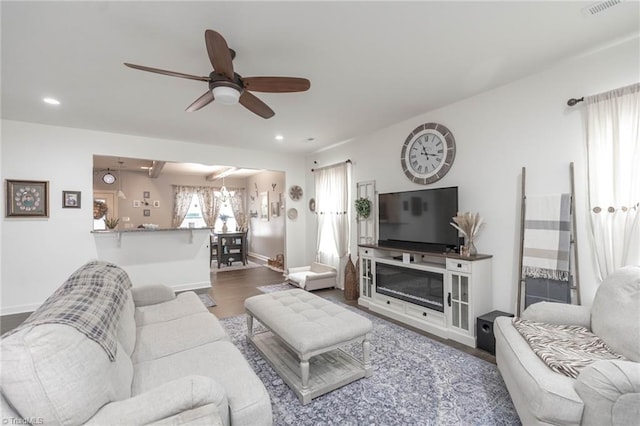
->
1 263 496 364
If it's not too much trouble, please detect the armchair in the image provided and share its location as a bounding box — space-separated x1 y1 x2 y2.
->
494 266 640 425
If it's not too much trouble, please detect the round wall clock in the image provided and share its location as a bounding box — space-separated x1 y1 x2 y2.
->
289 185 303 201
102 172 116 185
400 122 456 185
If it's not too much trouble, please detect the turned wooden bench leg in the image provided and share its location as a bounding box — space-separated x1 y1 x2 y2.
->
246 313 254 337
362 333 372 376
300 355 310 391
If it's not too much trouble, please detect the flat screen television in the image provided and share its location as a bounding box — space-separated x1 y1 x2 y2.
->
378 186 459 253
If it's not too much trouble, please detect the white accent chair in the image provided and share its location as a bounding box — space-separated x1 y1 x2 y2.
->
286 262 337 291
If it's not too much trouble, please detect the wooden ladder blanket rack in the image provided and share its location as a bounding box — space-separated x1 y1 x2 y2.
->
516 162 581 316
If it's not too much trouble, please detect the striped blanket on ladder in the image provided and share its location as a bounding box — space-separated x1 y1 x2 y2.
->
523 193 572 281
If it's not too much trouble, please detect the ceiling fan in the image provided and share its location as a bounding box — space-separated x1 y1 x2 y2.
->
124 29 310 119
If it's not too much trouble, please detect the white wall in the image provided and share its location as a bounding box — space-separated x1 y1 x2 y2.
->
307 36 640 312
246 170 286 261
1 122 308 313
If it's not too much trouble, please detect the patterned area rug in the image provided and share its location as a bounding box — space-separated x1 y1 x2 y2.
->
257 282 297 293
211 260 262 273
197 293 216 307
220 302 520 425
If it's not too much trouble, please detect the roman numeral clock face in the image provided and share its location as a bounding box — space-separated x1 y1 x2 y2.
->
400 123 456 185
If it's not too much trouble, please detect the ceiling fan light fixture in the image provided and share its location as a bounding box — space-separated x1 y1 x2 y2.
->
212 86 240 105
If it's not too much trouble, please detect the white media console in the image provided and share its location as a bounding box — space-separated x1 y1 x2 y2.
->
358 244 492 347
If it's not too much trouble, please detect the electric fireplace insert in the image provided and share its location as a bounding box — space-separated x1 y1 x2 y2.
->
376 262 444 312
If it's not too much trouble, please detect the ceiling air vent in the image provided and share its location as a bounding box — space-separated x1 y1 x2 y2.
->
582 0 623 16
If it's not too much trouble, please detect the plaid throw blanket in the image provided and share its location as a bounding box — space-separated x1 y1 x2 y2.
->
523 193 572 281
4 260 132 361
513 317 625 378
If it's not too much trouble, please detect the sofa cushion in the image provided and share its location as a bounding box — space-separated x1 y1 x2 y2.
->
310 262 335 273
135 291 208 325
85 375 227 426
132 284 176 307
494 316 584 424
133 341 272 426
1 324 133 425
591 266 640 361
116 292 137 356
513 318 625 378
575 359 640 426
132 312 229 363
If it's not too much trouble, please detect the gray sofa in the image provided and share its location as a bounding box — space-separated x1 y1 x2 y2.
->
1 260 272 425
495 265 640 425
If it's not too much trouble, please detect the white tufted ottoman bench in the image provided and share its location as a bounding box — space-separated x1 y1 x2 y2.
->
244 289 373 404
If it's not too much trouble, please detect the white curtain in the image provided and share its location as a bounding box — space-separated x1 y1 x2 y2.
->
229 189 248 231
195 186 216 228
586 82 640 280
171 185 194 228
315 162 350 288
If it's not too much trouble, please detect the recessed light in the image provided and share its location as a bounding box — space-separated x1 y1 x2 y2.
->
43 97 60 105
275 134 284 141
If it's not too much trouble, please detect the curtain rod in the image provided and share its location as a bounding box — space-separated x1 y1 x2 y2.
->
567 97 584 107
311 159 351 172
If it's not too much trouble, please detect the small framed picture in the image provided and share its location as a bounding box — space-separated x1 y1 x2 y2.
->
133 200 141 208
62 190 81 208
143 209 151 217
260 192 269 221
271 201 280 217
6 179 50 217
143 191 150 199
153 200 160 208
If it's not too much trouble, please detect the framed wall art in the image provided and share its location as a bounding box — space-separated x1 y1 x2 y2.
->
260 192 269 221
62 190 81 208
6 179 50 217
271 201 280 217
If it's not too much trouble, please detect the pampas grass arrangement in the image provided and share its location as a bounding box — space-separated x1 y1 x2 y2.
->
450 212 484 256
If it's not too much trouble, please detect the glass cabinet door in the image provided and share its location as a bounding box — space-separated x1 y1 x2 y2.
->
450 273 470 331
360 257 373 298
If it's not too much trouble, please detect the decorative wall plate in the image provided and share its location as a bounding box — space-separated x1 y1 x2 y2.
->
287 208 298 220
308 198 316 212
289 185 303 201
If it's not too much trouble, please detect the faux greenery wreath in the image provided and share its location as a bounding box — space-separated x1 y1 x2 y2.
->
93 200 108 220
354 197 371 219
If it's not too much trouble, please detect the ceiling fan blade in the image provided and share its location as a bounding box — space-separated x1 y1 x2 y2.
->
124 63 209 82
242 77 311 93
205 30 234 79
185 91 214 112
239 91 275 119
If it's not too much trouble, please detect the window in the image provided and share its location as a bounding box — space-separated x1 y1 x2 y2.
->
178 190 238 232
179 195 207 228
214 191 237 232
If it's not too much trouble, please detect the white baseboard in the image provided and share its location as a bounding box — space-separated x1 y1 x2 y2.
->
248 252 269 263
1 303 41 316
169 281 211 292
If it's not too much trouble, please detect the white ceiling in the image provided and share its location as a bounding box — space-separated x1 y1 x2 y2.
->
2 1 639 156
93 154 264 178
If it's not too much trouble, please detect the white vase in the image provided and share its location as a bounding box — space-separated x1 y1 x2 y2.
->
222 222 228 233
